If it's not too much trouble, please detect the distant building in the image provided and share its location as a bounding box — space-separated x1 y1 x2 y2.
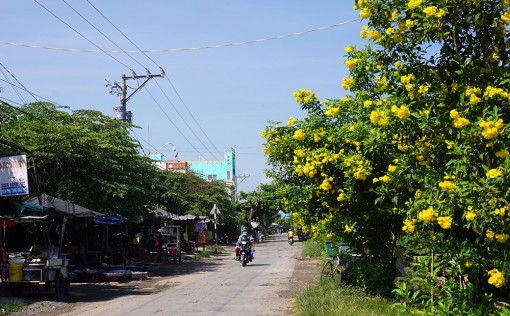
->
150 148 237 200
187 149 236 200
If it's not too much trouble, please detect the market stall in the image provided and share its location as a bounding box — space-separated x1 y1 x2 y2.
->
0 214 70 298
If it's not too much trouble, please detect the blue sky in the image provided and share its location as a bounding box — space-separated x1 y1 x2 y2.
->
1 1 364 192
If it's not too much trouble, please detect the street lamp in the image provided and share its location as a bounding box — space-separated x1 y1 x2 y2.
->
157 142 179 160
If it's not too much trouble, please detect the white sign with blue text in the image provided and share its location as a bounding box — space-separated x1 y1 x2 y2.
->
0 155 29 197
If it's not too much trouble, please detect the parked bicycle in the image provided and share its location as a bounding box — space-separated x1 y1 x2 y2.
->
321 242 354 285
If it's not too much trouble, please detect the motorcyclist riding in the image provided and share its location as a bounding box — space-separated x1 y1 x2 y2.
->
288 228 294 245
235 228 254 261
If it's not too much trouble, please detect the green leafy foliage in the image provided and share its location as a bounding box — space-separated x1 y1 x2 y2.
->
261 0 510 312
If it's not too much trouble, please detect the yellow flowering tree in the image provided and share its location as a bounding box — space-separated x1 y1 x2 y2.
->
262 0 510 312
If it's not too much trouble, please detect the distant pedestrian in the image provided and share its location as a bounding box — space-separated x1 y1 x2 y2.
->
155 232 164 263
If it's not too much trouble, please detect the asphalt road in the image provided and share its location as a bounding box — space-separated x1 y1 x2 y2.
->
59 234 302 316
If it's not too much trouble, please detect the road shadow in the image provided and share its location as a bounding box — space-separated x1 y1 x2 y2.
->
1 252 228 304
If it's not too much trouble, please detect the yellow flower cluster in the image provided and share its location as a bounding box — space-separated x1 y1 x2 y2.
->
437 216 452 229
502 11 510 22
484 85 510 100
293 129 305 141
408 0 422 9
495 206 506 216
392 134 409 152
486 168 503 179
293 88 316 104
360 7 371 19
344 156 372 181
466 211 476 221
375 75 389 92
418 206 437 223
423 6 446 18
370 110 390 126
320 177 333 191
344 225 354 233
342 77 355 90
496 149 509 158
496 233 509 243
439 180 456 194
391 105 411 119
479 119 504 140
402 219 416 233
418 84 430 94
360 26 368 39
368 29 381 40
287 117 297 126
450 110 470 129
337 189 346 201
388 164 397 173
345 59 359 70
400 74 414 84
325 106 340 117
488 269 506 288
294 150 343 179
405 19 416 28
465 87 482 105
373 175 390 183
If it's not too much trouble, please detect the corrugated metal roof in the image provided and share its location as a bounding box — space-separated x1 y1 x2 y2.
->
27 194 102 218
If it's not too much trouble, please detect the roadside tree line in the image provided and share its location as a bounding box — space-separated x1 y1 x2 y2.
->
0 101 247 232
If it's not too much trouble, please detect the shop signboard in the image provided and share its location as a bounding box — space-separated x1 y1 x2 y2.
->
0 154 29 197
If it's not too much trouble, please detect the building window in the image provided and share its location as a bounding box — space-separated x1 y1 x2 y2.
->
208 174 217 181
226 171 231 180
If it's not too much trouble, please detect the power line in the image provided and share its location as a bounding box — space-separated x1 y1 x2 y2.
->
33 0 132 70
152 80 222 161
84 0 224 161
85 0 161 68
162 76 224 159
0 62 38 102
0 78 65 107
62 0 146 71
141 84 210 160
1 18 360 53
0 66 26 105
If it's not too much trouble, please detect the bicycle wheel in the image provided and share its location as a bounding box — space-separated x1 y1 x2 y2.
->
321 260 334 280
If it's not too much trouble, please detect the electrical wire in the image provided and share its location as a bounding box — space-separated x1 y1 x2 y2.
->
61 0 146 71
0 97 41 120
162 76 224 159
0 78 65 107
84 0 224 161
33 0 132 70
0 62 38 102
152 80 222 161
0 18 360 53
85 0 160 68
141 84 209 160
0 67 27 105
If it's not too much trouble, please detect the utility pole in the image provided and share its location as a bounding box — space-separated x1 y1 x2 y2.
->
234 174 250 201
107 68 165 123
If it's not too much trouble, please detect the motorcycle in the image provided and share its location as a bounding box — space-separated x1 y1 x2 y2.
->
288 236 294 245
238 240 253 266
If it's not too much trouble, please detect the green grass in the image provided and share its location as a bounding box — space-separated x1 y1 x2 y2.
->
0 302 24 315
294 278 397 316
301 239 324 258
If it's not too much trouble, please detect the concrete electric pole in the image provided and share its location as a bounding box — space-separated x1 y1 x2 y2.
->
107 68 165 123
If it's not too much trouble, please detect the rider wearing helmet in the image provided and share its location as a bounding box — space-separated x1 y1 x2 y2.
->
235 227 254 261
